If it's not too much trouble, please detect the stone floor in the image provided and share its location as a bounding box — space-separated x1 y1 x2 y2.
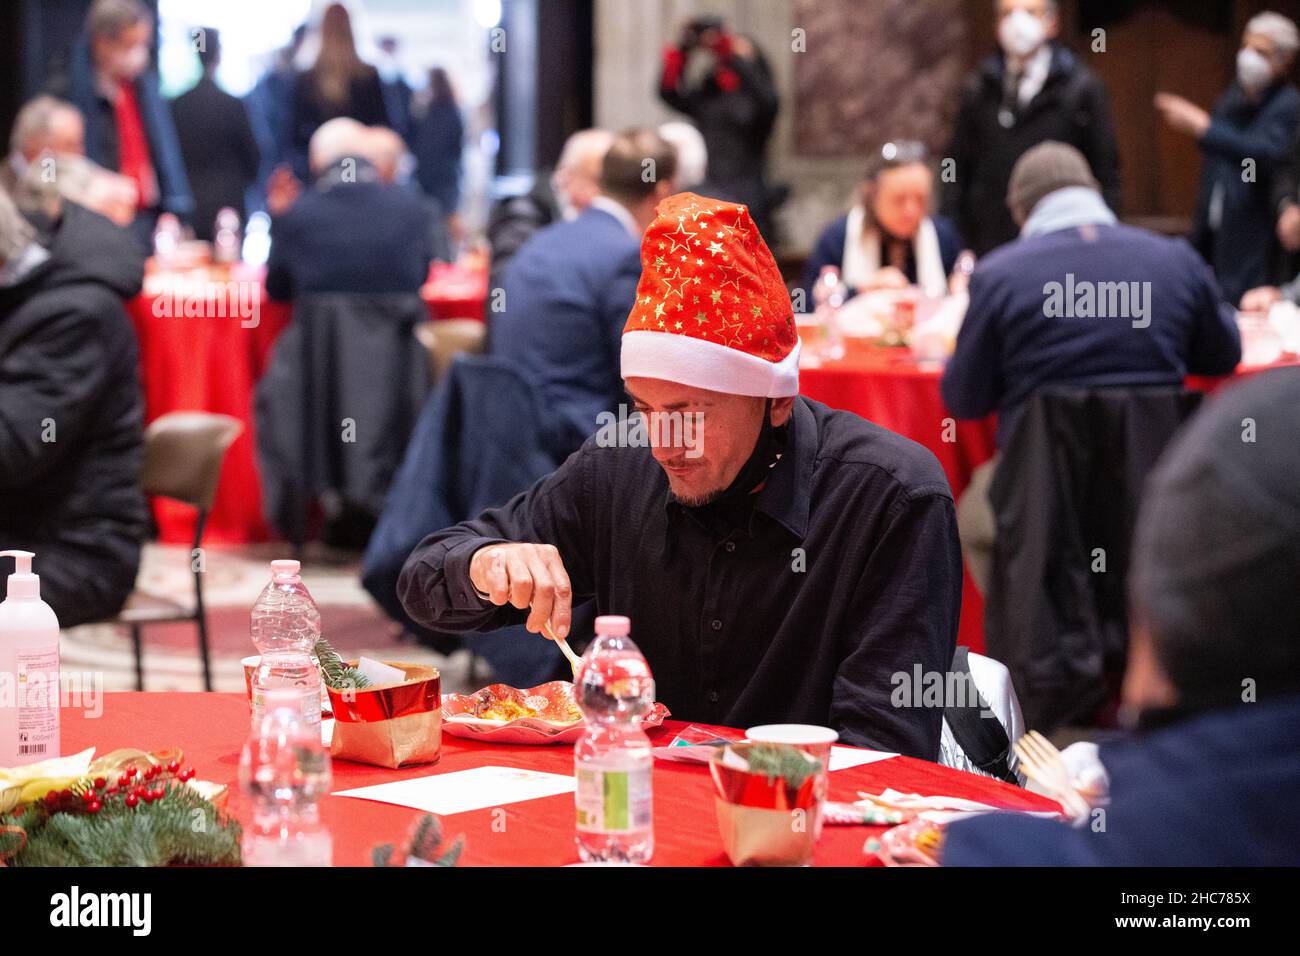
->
59 542 483 695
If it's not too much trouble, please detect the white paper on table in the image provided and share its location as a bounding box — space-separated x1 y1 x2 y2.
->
332 766 575 816
357 656 407 685
828 746 898 771
321 718 334 748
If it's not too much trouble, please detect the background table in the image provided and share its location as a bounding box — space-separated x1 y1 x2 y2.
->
128 264 488 545
64 692 1060 867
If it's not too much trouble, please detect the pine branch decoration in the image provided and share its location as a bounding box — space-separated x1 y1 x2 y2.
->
313 637 372 690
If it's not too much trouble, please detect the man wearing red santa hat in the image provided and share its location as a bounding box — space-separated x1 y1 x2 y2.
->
399 192 961 758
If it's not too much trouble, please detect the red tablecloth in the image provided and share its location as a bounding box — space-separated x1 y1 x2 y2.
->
63 693 1059 867
800 342 996 651
128 265 487 544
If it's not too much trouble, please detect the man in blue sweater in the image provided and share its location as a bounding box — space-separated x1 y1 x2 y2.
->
943 367 1300 866
941 142 1241 590
490 128 676 459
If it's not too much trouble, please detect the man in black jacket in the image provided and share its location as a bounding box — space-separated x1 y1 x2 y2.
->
399 193 961 759
941 0 1121 256
170 28 260 241
0 185 147 626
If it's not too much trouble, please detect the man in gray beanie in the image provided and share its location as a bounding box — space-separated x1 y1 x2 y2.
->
943 367 1300 865
942 141 1242 592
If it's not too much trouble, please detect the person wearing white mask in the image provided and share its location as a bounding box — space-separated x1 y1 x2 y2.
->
44 0 194 249
1157 11 1300 306
942 0 1121 256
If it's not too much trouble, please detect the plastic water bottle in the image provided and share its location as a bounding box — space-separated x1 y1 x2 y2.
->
212 207 242 264
812 266 846 361
239 687 333 866
249 559 322 735
574 615 655 863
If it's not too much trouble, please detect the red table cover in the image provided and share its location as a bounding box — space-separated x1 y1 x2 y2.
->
62 692 1060 867
127 265 487 545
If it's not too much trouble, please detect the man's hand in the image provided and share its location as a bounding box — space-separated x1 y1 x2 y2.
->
469 542 573 639
266 164 302 218
1278 203 1300 251
1154 92 1210 138
1240 285 1282 313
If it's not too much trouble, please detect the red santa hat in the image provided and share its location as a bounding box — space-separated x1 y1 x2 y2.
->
620 192 800 397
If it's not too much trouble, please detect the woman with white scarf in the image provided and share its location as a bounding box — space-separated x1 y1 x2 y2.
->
802 141 965 307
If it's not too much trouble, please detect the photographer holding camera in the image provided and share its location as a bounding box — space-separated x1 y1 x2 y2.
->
659 16 782 236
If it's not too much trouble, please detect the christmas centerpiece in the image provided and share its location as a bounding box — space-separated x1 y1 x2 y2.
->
709 742 825 866
0 747 240 867
315 639 442 769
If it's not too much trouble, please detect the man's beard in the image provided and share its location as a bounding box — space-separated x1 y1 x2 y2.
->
668 484 724 508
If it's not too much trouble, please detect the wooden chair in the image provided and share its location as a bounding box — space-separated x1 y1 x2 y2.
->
111 412 242 691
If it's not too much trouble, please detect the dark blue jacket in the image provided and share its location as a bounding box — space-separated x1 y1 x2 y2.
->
412 100 464 215
943 695 1300 865
489 205 642 458
1191 79 1300 305
800 213 963 309
265 161 433 301
941 222 1241 446
362 355 562 687
48 34 193 220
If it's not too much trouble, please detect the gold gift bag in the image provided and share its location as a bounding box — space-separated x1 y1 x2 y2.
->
326 662 441 768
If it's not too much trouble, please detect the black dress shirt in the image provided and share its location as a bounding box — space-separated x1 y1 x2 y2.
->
398 397 962 759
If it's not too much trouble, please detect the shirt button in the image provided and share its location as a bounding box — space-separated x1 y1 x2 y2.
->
725 541 736 553
711 619 723 631
707 690 720 703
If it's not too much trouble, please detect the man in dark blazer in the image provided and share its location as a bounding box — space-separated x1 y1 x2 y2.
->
941 0 1121 256
45 0 193 249
1158 11 1300 306
489 128 676 460
170 28 260 241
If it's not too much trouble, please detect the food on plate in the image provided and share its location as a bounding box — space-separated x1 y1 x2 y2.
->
462 684 583 724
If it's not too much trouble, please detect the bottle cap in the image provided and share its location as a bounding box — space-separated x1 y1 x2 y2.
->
271 559 301 578
594 615 630 637
0 550 40 600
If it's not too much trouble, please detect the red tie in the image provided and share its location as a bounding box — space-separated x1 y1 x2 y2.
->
113 81 156 209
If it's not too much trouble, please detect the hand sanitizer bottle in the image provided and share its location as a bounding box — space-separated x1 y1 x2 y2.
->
0 550 60 766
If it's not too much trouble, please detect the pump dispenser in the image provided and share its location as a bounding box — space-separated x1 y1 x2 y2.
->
0 550 61 765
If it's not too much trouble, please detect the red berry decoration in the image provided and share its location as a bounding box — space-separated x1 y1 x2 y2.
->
152 786 165 800
166 760 180 774
117 773 129 787
93 777 106 790
182 767 195 780
59 788 72 800
43 791 59 808
88 800 103 814
125 793 139 808
126 766 137 779
82 790 97 803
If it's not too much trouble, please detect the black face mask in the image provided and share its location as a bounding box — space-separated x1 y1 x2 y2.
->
676 398 789 526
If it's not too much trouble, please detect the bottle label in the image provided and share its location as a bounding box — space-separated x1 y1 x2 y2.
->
16 647 59 758
251 685 322 729
575 765 652 833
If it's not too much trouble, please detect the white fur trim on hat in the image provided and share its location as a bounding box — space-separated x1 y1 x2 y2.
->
621 330 801 397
